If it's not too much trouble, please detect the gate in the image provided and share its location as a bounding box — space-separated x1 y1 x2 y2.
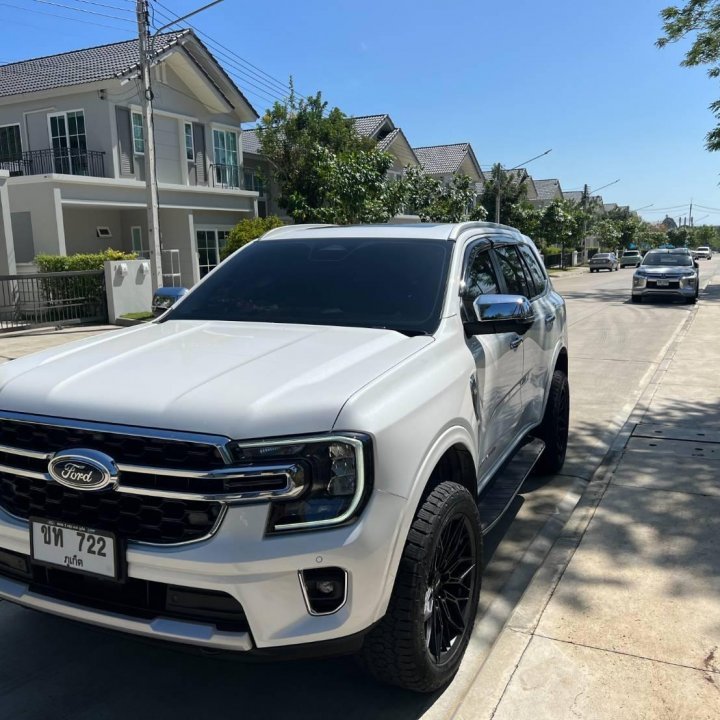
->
0 270 108 332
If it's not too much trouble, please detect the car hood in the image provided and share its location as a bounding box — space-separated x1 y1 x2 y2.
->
638 266 695 276
0 321 433 439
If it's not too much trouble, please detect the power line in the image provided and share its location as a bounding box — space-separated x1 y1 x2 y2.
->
0 1 130 29
70 0 135 10
152 0 293 98
31 0 135 22
150 2 295 106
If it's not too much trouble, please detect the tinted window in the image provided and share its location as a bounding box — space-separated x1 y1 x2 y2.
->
166 238 451 335
464 247 500 300
517 244 547 297
642 253 693 267
494 245 531 297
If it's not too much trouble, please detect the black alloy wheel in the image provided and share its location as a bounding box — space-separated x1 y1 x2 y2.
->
424 514 477 665
358 482 482 692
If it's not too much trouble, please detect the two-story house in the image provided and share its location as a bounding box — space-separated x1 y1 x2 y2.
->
0 29 258 286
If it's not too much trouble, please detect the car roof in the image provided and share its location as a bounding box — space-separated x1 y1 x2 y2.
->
258 221 525 243
646 249 689 254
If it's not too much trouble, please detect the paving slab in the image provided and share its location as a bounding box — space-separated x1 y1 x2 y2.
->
535 484 720 672
613 449 720 497
633 422 720 444
488 635 720 720
624 435 720 459
0 326 118 364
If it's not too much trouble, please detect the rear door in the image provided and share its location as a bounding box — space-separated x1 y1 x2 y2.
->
462 241 525 480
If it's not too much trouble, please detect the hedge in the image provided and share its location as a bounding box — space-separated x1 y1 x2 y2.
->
34 249 137 273
220 216 285 260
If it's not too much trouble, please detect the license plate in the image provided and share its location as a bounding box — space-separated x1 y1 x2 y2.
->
30 519 118 580
656 280 670 287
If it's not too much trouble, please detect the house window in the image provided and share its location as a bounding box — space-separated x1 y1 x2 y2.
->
131 226 148 258
212 128 239 187
48 110 87 175
132 112 145 155
0 124 22 162
243 170 265 195
197 228 230 277
184 122 194 161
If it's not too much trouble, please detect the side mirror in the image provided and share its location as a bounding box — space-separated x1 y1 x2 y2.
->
463 294 535 336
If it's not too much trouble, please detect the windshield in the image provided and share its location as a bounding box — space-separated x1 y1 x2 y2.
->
642 253 693 267
623 251 640 256
164 238 452 335
594 254 611 259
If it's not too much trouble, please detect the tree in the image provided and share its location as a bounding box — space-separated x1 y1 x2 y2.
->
594 219 621 251
257 87 379 222
478 165 529 224
657 1 720 149
537 200 578 250
398 167 482 222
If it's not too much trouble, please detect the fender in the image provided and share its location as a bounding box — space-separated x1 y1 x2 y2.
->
370 423 477 622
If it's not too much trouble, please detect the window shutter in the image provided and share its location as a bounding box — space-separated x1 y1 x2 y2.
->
193 123 206 184
115 106 134 175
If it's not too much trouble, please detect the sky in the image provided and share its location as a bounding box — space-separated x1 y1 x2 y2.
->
2 0 719 224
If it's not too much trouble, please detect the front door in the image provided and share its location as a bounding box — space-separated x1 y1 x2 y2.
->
48 111 87 175
462 242 525 485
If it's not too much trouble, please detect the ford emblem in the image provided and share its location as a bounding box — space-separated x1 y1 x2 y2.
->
48 449 119 492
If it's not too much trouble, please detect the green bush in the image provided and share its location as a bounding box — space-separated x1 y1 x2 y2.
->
220 216 285 260
34 248 137 273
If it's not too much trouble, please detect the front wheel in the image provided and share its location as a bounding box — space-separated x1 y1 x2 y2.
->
533 369 570 475
358 482 482 692
631 295 642 303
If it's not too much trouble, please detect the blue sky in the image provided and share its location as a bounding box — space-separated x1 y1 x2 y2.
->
2 0 719 224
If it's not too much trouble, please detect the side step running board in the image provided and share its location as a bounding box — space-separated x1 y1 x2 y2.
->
477 438 545 535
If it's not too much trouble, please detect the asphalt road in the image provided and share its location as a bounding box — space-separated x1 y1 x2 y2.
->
0 258 716 720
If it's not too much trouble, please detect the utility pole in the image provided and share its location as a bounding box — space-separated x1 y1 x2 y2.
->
136 0 163 291
689 199 693 227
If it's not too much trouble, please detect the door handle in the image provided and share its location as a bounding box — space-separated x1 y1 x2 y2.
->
545 314 556 326
509 336 523 350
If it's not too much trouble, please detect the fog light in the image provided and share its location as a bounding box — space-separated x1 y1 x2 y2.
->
299 567 348 615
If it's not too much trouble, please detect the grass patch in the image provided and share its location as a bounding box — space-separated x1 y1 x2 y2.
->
121 312 153 321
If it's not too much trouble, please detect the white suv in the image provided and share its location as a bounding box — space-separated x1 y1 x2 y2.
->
0 222 569 692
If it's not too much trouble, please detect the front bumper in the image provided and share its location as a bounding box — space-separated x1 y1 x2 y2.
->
632 276 697 298
0 489 406 652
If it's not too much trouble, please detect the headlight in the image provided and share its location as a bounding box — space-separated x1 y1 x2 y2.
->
228 434 373 533
633 275 646 286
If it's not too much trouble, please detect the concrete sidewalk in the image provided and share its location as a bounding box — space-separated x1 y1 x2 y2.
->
456 286 720 717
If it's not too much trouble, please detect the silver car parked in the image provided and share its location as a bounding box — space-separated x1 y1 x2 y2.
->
589 252 620 272
632 250 699 304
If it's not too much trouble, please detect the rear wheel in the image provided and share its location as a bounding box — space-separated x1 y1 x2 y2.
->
631 295 642 303
358 482 482 693
534 370 570 475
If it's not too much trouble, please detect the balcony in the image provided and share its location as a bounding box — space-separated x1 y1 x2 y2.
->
210 163 243 190
0 148 106 178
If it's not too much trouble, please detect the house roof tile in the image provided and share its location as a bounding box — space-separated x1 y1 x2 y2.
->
0 31 191 98
412 143 472 175
243 127 261 155
352 114 389 138
534 178 563 201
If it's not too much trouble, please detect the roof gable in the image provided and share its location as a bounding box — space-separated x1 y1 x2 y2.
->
534 178 563 201
0 29 257 120
413 142 482 177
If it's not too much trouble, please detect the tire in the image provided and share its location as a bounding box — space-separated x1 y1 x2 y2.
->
534 369 570 475
358 482 482 693
631 295 642 303
686 294 698 305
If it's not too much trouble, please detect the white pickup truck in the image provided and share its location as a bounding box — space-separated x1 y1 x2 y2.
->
0 222 569 692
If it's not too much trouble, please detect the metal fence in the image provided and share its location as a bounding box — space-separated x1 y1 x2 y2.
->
0 270 108 332
542 251 574 269
0 148 106 178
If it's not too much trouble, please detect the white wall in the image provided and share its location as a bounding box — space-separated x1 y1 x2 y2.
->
63 207 124 255
104 259 153 323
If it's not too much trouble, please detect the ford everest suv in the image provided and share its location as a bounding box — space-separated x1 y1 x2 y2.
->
0 222 568 692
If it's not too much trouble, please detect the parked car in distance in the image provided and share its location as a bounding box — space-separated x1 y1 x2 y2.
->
589 252 620 272
632 249 699 304
694 246 712 260
619 250 642 268
152 286 188 317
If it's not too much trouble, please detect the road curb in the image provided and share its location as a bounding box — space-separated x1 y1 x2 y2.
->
446 280 706 720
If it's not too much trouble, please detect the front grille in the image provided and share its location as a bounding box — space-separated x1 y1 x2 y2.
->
0 472 222 544
0 418 225 470
0 549 249 632
646 280 680 289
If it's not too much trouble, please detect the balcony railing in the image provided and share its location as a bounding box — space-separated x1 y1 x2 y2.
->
0 148 106 178
210 163 243 189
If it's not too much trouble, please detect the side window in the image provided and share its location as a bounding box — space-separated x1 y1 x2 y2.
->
464 246 500 302
517 244 547 297
494 245 532 298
